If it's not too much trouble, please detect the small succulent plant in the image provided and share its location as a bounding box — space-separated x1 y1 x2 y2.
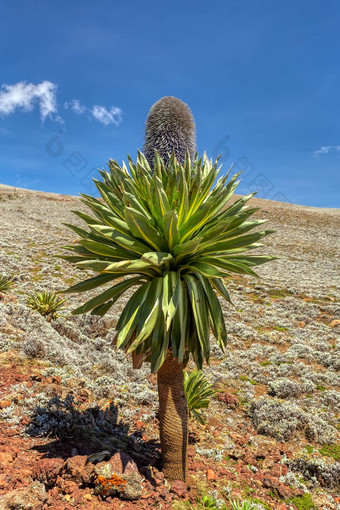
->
184 369 216 424
26 291 67 319
196 495 221 508
0 274 14 292
230 500 257 510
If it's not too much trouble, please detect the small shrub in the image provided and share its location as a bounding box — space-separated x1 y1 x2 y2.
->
267 378 301 398
184 369 216 424
287 452 340 489
23 336 46 359
0 274 13 292
26 291 67 319
250 396 336 444
250 397 304 441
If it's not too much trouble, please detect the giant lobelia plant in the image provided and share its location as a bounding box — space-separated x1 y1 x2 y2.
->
60 150 275 481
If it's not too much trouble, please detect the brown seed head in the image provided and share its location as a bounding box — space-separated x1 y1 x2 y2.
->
143 96 196 168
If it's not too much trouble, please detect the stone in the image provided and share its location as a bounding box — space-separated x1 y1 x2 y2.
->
263 476 294 499
0 481 47 510
33 458 64 486
206 469 217 481
61 480 78 495
187 446 195 458
65 455 94 484
153 468 165 486
94 452 143 500
0 452 13 465
271 463 288 478
0 474 6 489
120 472 144 500
107 452 139 475
262 457 275 469
170 480 188 498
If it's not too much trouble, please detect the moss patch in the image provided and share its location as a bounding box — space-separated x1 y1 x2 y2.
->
305 445 314 454
288 494 317 510
239 375 257 385
266 288 290 298
319 444 340 462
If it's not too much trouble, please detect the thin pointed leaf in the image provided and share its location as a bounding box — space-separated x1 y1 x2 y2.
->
162 210 179 250
64 273 122 294
80 240 135 259
124 207 167 251
173 238 201 259
187 261 229 279
90 224 151 255
142 252 173 267
196 274 228 352
197 230 274 256
116 281 151 331
184 275 210 361
72 276 141 315
126 277 163 353
201 256 260 277
211 278 233 304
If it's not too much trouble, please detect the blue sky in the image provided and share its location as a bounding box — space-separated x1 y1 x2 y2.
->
0 0 339 207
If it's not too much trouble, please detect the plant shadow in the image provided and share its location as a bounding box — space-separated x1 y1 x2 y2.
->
26 393 161 469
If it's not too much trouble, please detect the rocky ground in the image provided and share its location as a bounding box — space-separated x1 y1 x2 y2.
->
0 183 339 510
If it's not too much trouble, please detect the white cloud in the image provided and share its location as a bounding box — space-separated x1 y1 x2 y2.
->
314 145 340 156
64 99 86 114
0 81 57 121
91 105 122 126
64 100 122 126
0 81 123 127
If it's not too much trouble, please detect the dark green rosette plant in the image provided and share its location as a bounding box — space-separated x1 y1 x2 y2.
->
60 151 275 481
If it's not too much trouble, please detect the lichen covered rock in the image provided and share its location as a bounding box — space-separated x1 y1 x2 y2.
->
94 452 143 500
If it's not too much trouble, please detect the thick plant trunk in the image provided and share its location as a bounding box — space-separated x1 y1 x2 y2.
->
157 349 188 481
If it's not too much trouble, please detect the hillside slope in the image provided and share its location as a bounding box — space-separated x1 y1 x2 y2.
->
0 184 339 510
